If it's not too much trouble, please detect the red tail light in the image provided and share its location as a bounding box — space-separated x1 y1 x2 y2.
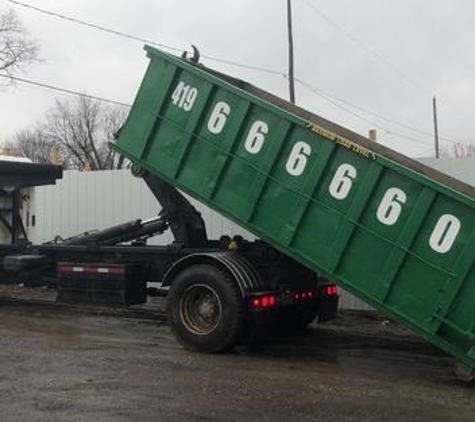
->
250 294 278 310
325 285 338 296
293 291 316 302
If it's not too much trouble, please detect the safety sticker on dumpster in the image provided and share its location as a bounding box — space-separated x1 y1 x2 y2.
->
306 122 376 160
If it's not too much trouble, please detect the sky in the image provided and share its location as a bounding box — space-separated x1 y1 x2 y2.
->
1 0 474 158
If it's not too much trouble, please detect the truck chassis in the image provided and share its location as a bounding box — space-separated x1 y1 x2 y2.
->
0 163 338 352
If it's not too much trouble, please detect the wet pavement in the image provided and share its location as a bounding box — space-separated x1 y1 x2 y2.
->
0 288 473 422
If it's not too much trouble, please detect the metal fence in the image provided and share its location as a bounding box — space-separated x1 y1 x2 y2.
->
27 169 254 245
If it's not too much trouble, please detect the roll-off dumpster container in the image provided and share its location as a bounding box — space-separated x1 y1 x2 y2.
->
112 45 475 378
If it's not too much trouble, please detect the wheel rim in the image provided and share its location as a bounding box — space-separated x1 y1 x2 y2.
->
454 362 475 382
179 284 222 335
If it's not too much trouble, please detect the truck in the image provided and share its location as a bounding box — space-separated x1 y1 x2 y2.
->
3 45 475 382
0 136 339 350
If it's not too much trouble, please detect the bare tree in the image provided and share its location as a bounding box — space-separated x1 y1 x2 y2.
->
2 129 58 164
34 95 128 170
0 9 39 77
452 142 475 158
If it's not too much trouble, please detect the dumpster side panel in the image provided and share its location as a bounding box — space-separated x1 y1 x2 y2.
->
113 46 475 370
118 57 178 159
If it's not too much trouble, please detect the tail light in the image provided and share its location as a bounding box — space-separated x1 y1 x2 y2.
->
325 285 338 296
250 294 278 310
294 290 316 301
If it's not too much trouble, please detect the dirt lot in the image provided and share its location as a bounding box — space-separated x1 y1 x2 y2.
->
0 286 473 422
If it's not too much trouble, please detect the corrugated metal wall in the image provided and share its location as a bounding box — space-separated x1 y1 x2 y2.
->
29 157 475 311
28 170 254 245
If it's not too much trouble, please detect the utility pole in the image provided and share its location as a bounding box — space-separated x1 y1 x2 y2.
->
433 96 440 158
287 0 296 104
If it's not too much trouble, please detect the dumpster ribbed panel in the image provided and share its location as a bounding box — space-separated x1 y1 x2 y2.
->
112 45 475 371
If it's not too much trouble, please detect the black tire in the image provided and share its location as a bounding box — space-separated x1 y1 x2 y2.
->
166 264 246 353
276 303 319 335
454 362 475 383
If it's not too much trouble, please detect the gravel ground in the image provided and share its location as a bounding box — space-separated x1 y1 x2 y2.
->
0 286 473 422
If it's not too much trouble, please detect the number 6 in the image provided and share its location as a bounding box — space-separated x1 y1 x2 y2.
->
286 142 311 176
329 164 357 200
377 188 407 226
207 102 231 135
245 121 268 154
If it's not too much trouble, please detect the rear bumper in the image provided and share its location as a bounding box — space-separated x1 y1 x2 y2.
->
318 295 339 323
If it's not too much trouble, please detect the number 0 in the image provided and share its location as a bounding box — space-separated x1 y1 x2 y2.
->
429 214 461 253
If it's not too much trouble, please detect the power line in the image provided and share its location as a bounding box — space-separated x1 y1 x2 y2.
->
8 0 182 52
295 78 436 147
299 0 475 121
1 70 432 148
295 77 462 145
299 0 431 94
293 78 391 133
201 55 284 76
6 0 469 148
0 70 450 150
7 0 284 77
0 71 456 154
0 73 131 107
296 79 458 149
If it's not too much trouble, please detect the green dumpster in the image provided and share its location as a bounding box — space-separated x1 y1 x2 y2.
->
112 45 475 376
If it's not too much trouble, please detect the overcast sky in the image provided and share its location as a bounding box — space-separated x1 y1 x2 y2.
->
1 0 474 158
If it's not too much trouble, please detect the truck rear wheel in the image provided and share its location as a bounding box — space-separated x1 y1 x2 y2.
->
454 362 475 383
166 264 246 353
